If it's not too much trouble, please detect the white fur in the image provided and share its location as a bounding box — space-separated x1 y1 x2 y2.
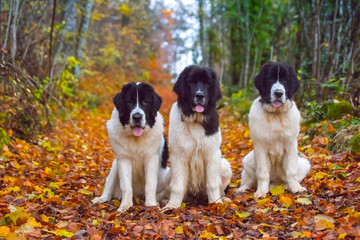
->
92 108 170 212
163 103 232 209
236 97 310 198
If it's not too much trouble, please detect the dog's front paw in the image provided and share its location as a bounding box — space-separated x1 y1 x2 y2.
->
162 202 179 211
145 200 158 207
254 190 267 198
220 197 231 203
92 196 108 204
117 202 133 212
236 186 249 193
290 185 306 194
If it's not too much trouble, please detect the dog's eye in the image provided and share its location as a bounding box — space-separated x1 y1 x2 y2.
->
126 100 133 105
142 100 148 105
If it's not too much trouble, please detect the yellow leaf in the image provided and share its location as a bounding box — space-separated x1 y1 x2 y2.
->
80 189 93 195
315 172 329 180
32 161 40 166
92 219 100 226
199 230 214 238
181 202 186 208
114 217 120 228
27 217 42 227
270 185 285 196
279 196 293 207
120 4 132 15
54 229 74 238
4 176 14 182
314 215 335 230
41 214 49 223
235 211 250 218
175 226 184 234
8 186 20 192
338 233 347 239
257 198 270 206
0 226 10 237
45 167 52 174
49 182 59 190
3 150 12 158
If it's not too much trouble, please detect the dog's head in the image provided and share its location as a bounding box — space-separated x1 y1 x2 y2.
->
173 65 222 117
254 62 299 109
113 82 162 136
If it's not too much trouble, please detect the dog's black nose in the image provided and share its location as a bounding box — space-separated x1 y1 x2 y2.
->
195 91 205 99
274 90 283 98
132 112 142 121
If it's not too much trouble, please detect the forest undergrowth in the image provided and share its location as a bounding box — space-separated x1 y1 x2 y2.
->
0 72 359 239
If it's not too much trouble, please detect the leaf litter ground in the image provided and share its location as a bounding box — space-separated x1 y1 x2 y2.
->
0 79 359 239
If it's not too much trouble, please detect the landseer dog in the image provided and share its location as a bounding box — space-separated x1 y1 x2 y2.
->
92 82 170 212
236 62 310 198
163 65 232 209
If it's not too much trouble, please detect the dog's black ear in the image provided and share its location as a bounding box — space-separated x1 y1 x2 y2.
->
113 83 132 118
254 62 272 97
174 65 195 97
285 63 300 98
208 67 222 102
152 90 162 116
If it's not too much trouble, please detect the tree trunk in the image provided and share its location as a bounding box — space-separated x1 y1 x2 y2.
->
51 0 77 79
74 0 94 79
48 0 57 79
198 0 206 66
10 0 19 61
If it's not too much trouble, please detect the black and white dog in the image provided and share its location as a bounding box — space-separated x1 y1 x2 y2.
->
92 82 170 212
236 62 310 198
163 65 232 209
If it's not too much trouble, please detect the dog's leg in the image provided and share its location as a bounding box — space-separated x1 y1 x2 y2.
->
284 144 307 194
220 158 232 196
92 159 120 204
297 157 311 182
254 148 270 198
117 159 133 212
205 150 222 203
162 155 188 210
156 166 170 201
144 155 159 207
237 151 256 192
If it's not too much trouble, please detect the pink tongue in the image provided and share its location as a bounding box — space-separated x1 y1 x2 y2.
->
133 127 143 137
195 105 204 113
272 101 282 108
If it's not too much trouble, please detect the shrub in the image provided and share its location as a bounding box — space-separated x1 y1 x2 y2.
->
327 101 352 120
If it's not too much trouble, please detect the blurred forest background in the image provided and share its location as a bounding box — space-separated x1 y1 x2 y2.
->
0 0 360 238
0 0 359 152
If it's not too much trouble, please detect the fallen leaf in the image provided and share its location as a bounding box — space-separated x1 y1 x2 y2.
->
270 185 285 195
314 215 335 230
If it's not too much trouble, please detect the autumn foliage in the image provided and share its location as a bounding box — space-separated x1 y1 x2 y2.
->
0 67 359 239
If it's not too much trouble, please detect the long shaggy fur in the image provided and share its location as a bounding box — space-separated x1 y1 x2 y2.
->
163 65 232 209
237 62 310 198
92 82 170 212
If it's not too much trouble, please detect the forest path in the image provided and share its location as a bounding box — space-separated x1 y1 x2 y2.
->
0 79 359 239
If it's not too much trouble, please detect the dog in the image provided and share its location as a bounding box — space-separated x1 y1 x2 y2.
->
92 82 170 212
163 65 232 209
236 62 310 198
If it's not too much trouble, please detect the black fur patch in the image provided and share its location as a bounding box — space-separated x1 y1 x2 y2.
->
174 65 222 136
254 62 299 104
112 82 162 128
161 135 169 169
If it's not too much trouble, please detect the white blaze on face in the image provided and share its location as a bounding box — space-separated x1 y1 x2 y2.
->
130 83 146 136
270 67 286 107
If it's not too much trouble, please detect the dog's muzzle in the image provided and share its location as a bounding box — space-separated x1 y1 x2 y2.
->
131 112 145 137
194 91 206 113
